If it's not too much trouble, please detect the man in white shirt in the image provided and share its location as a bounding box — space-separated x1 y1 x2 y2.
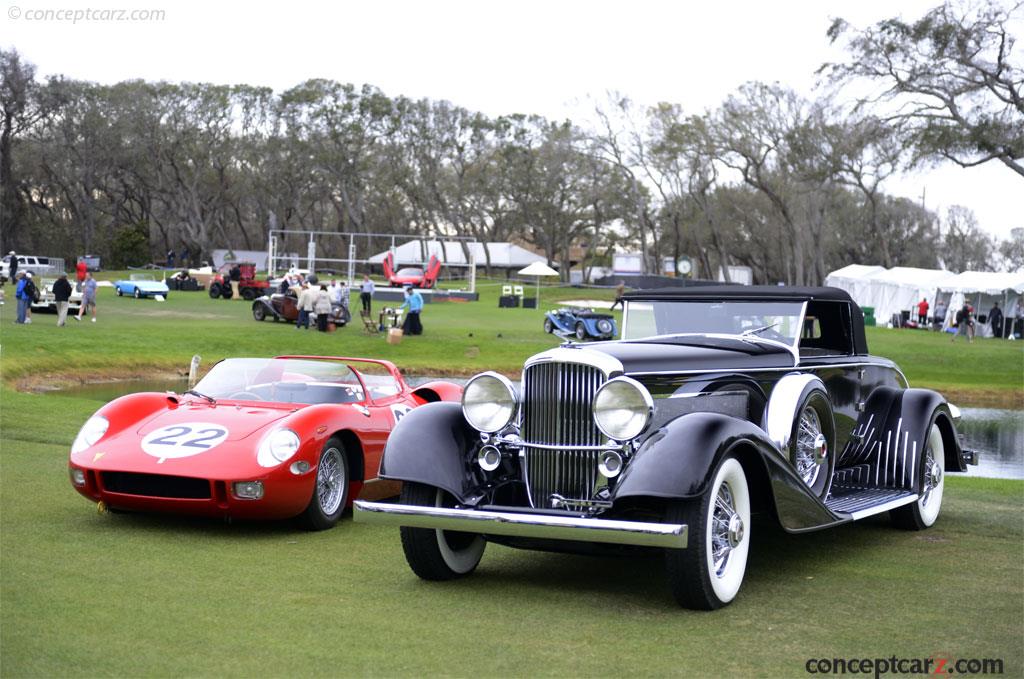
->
359 275 375 314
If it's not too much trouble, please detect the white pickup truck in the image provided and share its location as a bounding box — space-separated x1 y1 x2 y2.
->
1 255 66 283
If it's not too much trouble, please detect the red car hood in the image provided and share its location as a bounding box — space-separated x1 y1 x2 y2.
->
73 400 302 476
135 400 296 441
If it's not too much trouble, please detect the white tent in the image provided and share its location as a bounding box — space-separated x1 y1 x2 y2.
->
936 271 1024 338
824 265 956 326
824 264 886 306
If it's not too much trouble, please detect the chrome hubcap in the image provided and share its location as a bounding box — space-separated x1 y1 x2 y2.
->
711 482 741 576
795 407 825 487
317 447 345 515
726 513 744 548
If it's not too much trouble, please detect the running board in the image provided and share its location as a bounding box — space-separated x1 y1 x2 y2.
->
825 487 918 520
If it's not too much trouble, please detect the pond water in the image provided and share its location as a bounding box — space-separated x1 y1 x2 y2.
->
54 379 1021 479
957 408 1024 480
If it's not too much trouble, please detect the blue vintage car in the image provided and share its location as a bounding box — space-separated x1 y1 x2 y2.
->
114 274 170 299
544 307 617 340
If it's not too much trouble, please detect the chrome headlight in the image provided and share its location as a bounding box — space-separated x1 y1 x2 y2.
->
72 415 109 454
257 429 301 467
462 372 518 433
592 377 653 441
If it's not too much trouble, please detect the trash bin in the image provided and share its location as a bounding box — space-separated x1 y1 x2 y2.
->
861 306 875 327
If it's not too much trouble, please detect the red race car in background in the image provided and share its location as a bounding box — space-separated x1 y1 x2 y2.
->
382 252 442 288
68 356 461 530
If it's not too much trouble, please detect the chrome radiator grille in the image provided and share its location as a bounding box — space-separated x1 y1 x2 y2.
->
521 362 606 509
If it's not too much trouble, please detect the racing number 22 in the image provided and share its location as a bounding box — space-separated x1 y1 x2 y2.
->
148 425 226 449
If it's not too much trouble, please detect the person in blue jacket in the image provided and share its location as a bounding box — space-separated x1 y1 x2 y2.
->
400 284 423 335
14 272 29 323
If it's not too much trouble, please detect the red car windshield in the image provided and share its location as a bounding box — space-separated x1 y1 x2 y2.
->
395 268 423 279
191 358 399 405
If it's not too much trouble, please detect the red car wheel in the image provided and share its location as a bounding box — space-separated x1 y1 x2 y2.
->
299 437 349 530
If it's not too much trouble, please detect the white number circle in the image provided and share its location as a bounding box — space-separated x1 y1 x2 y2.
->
141 422 230 461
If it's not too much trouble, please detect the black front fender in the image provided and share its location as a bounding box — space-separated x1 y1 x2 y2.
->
378 402 479 502
615 412 842 532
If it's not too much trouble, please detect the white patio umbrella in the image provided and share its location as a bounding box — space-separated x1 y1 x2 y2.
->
517 261 560 307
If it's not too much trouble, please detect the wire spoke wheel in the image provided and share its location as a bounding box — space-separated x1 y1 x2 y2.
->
710 483 739 576
299 437 349 530
317 446 346 516
794 406 823 488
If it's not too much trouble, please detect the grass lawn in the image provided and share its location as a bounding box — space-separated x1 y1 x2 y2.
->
1 278 1022 676
1 385 1021 677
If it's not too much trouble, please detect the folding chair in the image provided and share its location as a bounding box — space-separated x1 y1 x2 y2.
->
360 309 379 335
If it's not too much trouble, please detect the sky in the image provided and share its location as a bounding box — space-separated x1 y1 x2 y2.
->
3 0 1020 240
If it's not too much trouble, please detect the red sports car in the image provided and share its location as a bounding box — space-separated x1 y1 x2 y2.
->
68 356 461 530
382 252 442 288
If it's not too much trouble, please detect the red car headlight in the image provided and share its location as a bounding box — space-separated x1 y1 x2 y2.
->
257 429 300 467
72 416 109 454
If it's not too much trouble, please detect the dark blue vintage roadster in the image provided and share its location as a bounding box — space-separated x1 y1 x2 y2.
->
356 286 977 609
543 307 617 340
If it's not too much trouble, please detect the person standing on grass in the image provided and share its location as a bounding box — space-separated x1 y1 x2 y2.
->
14 271 29 323
296 281 315 330
988 301 1004 338
332 279 350 324
933 299 947 330
314 284 333 332
400 284 423 335
75 272 98 322
951 303 972 343
7 250 18 280
916 298 929 324
360 274 374 314
22 272 38 324
53 272 73 326
76 258 87 292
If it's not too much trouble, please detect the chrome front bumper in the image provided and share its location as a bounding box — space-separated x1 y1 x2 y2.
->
353 500 688 549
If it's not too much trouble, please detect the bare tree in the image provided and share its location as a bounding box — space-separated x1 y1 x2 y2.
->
823 1 1024 178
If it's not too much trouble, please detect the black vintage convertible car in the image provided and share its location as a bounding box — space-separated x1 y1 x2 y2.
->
355 286 976 609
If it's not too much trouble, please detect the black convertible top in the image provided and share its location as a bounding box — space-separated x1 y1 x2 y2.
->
622 285 869 356
622 285 855 303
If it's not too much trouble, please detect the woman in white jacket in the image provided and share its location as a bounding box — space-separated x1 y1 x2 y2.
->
313 284 333 331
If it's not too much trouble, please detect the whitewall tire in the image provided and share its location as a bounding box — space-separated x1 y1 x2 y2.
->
665 454 751 609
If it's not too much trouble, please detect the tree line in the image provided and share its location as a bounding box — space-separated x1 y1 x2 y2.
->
1 1 1020 281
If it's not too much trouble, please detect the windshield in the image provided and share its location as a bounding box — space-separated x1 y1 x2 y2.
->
623 300 806 347
191 358 400 405
130 274 155 281
396 268 423 278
